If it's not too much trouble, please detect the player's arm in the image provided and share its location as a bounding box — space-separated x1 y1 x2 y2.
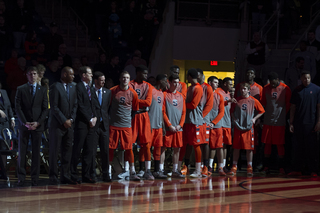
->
285 86 292 113
259 85 263 102
179 97 186 128
131 89 139 118
212 93 225 125
261 86 267 107
252 98 265 124
202 85 213 118
162 93 172 127
138 83 153 107
186 86 203 109
181 82 187 99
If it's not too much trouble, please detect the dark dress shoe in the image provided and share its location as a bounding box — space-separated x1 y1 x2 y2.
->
49 177 59 185
32 180 38 186
72 178 82 184
82 177 97 184
102 177 112 182
17 180 24 187
60 178 77 185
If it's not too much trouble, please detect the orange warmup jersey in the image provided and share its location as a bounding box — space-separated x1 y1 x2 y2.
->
129 80 153 144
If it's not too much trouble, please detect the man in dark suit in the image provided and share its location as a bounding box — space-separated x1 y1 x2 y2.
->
92 71 112 182
49 66 77 185
70 66 97 183
15 66 49 186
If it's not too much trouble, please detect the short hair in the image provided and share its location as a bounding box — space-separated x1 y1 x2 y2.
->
110 54 119 60
207 76 218 83
169 74 180 82
268 72 278 81
156 74 167 81
93 71 104 80
296 56 304 63
136 65 148 73
222 77 232 84
36 64 46 73
308 29 316 34
187 68 198 79
61 66 72 75
41 77 49 86
170 65 180 72
301 70 311 76
240 82 251 90
120 71 130 78
26 66 38 74
79 66 91 75
246 67 255 74
196 68 203 75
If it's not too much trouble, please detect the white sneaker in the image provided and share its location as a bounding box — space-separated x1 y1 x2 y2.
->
190 170 202 178
167 172 172 177
137 170 145 178
117 170 130 179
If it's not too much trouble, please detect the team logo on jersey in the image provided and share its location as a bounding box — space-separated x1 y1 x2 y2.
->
157 96 162 103
119 97 126 104
272 92 278 99
242 104 247 110
173 99 178 106
225 97 229 101
135 89 141 96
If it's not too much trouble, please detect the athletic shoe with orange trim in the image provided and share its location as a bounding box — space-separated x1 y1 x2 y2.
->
201 166 209 177
218 167 226 176
181 165 189 176
311 172 318 177
227 165 237 176
247 165 253 177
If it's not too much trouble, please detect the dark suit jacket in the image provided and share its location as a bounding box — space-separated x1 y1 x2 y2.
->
92 87 111 130
49 81 77 129
0 89 14 125
75 82 97 129
15 83 49 131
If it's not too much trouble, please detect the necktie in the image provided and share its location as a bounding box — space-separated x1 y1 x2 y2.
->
30 85 35 97
65 84 69 99
86 85 91 100
98 89 102 106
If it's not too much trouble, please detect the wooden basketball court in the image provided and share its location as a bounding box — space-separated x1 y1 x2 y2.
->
1 172 320 212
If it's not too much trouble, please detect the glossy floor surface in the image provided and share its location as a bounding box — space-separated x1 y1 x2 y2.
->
1 173 320 212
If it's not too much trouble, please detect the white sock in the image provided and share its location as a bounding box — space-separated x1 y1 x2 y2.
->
145 161 151 171
196 162 201 172
218 163 224 169
173 164 178 172
178 161 182 169
223 159 226 167
130 166 135 173
247 162 252 167
159 163 164 171
109 165 112 173
232 161 238 166
209 158 214 168
125 161 129 171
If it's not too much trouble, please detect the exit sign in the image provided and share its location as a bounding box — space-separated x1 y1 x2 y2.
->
210 61 218 66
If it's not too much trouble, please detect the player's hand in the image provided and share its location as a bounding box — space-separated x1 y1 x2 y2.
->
24 122 31 129
176 125 181 131
169 125 176 132
230 98 237 103
255 118 261 126
251 118 256 125
64 119 72 129
314 122 320 132
11 120 15 129
28 122 39 130
0 110 6 118
289 124 294 133
90 117 97 128
209 123 215 129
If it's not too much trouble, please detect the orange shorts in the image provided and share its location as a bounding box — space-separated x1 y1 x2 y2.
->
233 127 254 150
131 112 152 144
109 126 132 150
209 128 223 149
164 131 183 148
183 123 204 146
202 124 210 144
222 127 232 145
261 125 285 145
151 128 163 147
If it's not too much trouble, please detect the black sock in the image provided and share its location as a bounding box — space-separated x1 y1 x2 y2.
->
279 158 285 169
154 160 160 172
185 159 190 167
139 161 145 171
263 157 270 168
204 159 209 168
